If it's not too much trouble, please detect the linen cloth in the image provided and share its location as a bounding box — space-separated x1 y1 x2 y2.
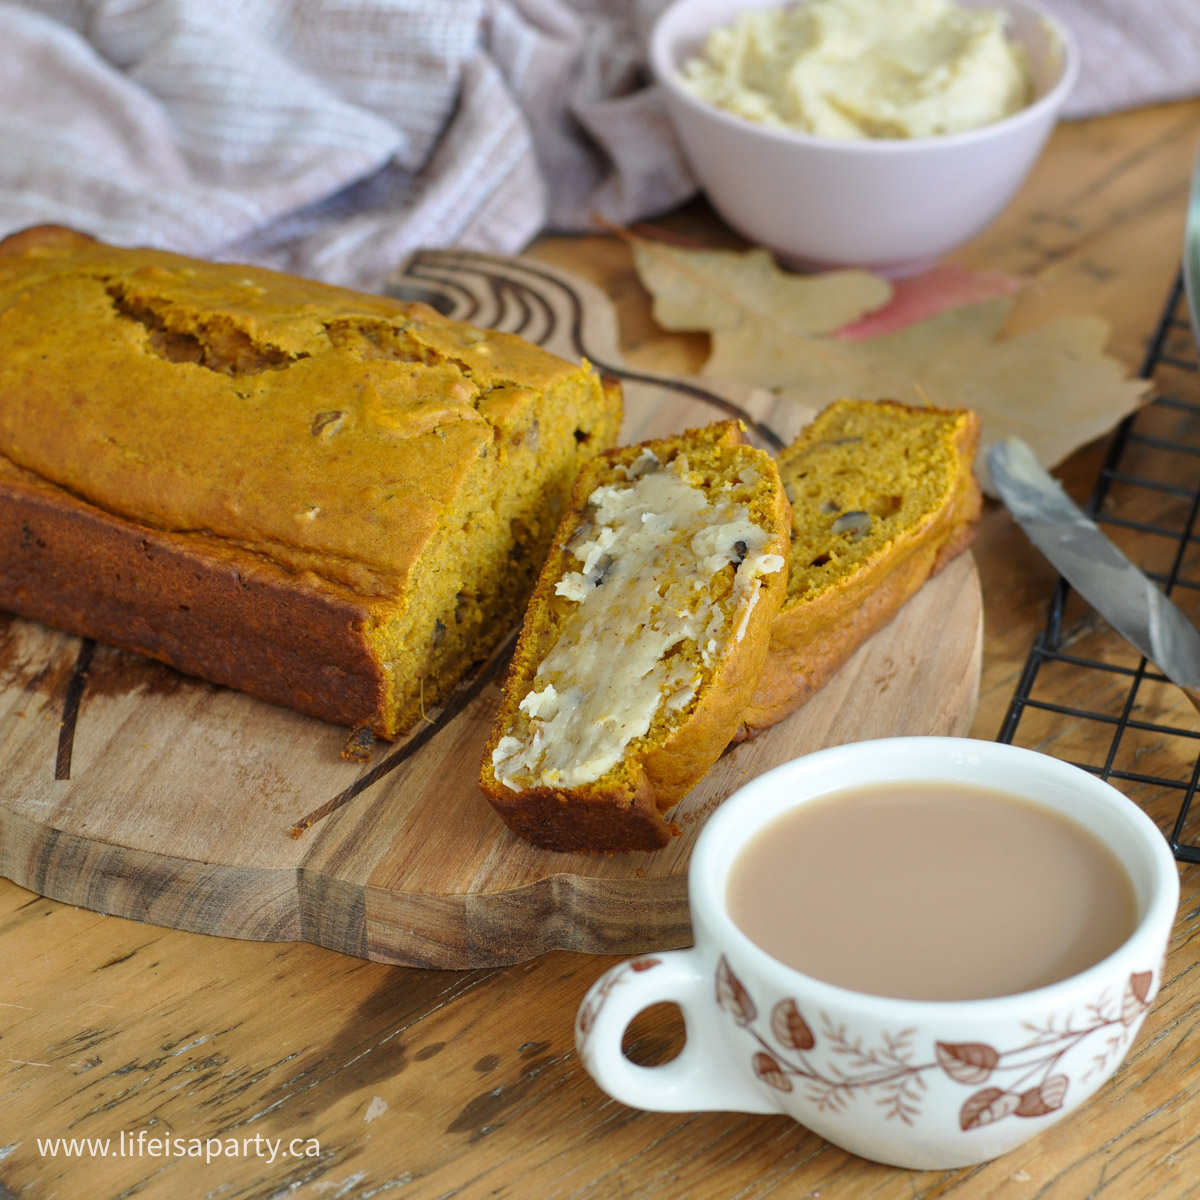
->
0 0 1197 290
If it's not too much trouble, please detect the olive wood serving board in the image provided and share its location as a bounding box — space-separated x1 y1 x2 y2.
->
0 249 983 968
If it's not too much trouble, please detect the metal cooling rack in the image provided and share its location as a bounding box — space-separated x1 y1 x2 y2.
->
997 270 1200 863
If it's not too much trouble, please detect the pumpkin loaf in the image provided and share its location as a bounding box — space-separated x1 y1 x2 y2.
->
738 398 981 739
480 422 791 854
0 226 622 738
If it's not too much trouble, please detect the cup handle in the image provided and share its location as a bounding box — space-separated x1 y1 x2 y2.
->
575 949 778 1114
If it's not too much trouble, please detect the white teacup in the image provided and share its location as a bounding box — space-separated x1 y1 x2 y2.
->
575 738 1180 1170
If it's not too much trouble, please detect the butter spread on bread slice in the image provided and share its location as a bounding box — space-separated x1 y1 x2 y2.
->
480 421 790 853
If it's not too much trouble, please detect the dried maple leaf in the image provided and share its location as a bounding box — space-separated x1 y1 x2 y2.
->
629 238 891 376
834 263 1024 340
630 240 1149 488
754 298 1149 489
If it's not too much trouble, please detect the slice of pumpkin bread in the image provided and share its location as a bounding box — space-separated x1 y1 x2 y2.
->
738 398 981 739
481 421 791 853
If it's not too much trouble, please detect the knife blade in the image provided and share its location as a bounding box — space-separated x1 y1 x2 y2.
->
987 436 1200 708
1184 143 1200 354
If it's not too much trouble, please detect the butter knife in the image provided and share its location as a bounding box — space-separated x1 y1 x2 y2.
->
1185 143 1200 353
987 436 1200 711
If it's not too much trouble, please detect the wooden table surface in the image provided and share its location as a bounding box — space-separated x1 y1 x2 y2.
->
4 100 1200 1200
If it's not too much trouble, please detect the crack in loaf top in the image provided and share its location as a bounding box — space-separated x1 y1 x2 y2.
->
0 229 592 599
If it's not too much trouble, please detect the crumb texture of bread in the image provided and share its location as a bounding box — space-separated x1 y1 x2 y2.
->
480 422 791 854
739 398 981 739
0 227 621 737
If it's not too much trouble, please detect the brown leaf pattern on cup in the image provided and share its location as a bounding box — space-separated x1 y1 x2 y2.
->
714 961 1159 1135
935 1041 1000 1085
771 999 815 1051
1121 971 1153 1026
753 1052 794 1092
1014 1073 1068 1117
576 957 662 1045
960 1087 1022 1130
716 955 757 1026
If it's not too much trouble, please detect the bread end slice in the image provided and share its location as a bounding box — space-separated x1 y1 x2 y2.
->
738 398 981 740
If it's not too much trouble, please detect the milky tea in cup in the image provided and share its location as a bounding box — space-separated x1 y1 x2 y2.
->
576 738 1180 1170
726 780 1138 1002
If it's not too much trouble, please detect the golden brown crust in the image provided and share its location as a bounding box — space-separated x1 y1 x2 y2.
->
0 224 98 261
480 422 791 853
737 399 981 739
0 458 385 726
0 226 622 737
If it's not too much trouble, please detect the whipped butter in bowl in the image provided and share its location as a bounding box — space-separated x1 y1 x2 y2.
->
681 0 1033 141
650 0 1077 274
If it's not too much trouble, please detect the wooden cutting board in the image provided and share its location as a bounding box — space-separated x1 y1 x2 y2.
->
0 249 983 969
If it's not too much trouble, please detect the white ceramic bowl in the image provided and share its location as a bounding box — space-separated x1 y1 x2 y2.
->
649 0 1079 275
